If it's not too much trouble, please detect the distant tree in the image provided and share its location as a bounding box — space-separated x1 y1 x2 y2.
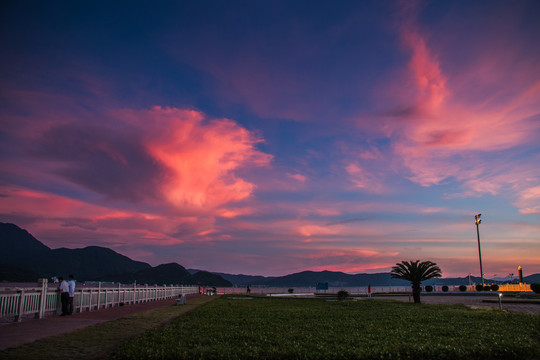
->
391 260 442 304
337 290 350 300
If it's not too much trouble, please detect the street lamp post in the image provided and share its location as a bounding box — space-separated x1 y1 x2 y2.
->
475 214 484 286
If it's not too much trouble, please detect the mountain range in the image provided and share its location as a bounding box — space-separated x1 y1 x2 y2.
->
0 222 231 286
194 270 540 288
2 222 539 287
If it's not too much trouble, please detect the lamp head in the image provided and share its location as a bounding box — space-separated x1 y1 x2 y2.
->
475 214 482 224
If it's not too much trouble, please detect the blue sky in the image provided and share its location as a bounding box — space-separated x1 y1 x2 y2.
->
1 1 540 277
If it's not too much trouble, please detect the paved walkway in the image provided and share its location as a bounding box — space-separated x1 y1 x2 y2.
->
370 294 540 314
0 294 203 350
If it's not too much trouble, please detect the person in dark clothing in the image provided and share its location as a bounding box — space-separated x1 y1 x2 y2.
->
67 275 76 315
58 277 69 316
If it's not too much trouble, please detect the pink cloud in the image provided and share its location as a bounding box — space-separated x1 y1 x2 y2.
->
368 6 540 215
345 162 386 193
215 207 255 219
0 184 201 250
286 173 308 182
514 185 540 214
114 106 272 209
298 224 340 238
401 28 449 114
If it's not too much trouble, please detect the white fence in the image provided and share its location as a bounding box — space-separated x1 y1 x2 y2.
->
0 280 199 322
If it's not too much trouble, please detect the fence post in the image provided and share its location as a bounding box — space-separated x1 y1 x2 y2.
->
38 279 48 319
16 289 25 322
97 282 101 310
89 289 93 311
145 284 148 303
79 289 83 313
118 283 122 307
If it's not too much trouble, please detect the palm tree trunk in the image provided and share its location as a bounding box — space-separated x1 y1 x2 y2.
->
412 283 421 304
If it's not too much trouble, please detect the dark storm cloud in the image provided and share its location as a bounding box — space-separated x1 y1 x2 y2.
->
32 122 163 202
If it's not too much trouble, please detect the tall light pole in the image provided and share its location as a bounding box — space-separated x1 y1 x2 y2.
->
475 214 484 286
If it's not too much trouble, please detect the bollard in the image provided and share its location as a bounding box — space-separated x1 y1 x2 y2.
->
176 294 187 305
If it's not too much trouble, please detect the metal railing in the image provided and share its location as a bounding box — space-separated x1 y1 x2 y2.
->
0 279 199 322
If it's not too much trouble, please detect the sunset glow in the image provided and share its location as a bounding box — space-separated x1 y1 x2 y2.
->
1 1 539 277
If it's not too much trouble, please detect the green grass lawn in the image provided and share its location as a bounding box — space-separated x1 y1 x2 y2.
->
113 296 540 360
0 296 215 360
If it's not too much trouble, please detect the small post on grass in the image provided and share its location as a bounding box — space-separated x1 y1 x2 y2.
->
498 293 503 310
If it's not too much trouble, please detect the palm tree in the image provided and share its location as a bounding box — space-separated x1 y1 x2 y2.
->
391 260 442 304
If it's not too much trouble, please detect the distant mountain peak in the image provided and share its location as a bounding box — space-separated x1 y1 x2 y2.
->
0 222 51 264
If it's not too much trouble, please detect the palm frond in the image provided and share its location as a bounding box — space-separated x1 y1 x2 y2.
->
390 260 442 284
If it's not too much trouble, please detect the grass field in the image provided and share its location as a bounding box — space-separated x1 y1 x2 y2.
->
113 296 540 360
0 296 215 360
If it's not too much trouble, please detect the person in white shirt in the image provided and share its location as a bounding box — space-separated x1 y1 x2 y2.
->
58 277 69 316
67 275 76 315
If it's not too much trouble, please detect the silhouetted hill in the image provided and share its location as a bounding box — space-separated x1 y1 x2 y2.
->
262 270 411 287
0 263 40 282
189 271 233 286
106 263 190 285
106 264 232 286
0 223 232 285
20 246 152 280
192 271 274 286
525 274 540 283
0 223 150 281
207 270 540 288
0 222 50 264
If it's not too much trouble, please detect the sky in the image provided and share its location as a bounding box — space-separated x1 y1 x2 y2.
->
1 1 539 278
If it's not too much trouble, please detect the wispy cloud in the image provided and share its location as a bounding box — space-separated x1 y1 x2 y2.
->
373 2 540 216
326 217 369 226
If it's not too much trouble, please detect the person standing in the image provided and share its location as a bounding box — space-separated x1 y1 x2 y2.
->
67 275 76 315
58 277 69 316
